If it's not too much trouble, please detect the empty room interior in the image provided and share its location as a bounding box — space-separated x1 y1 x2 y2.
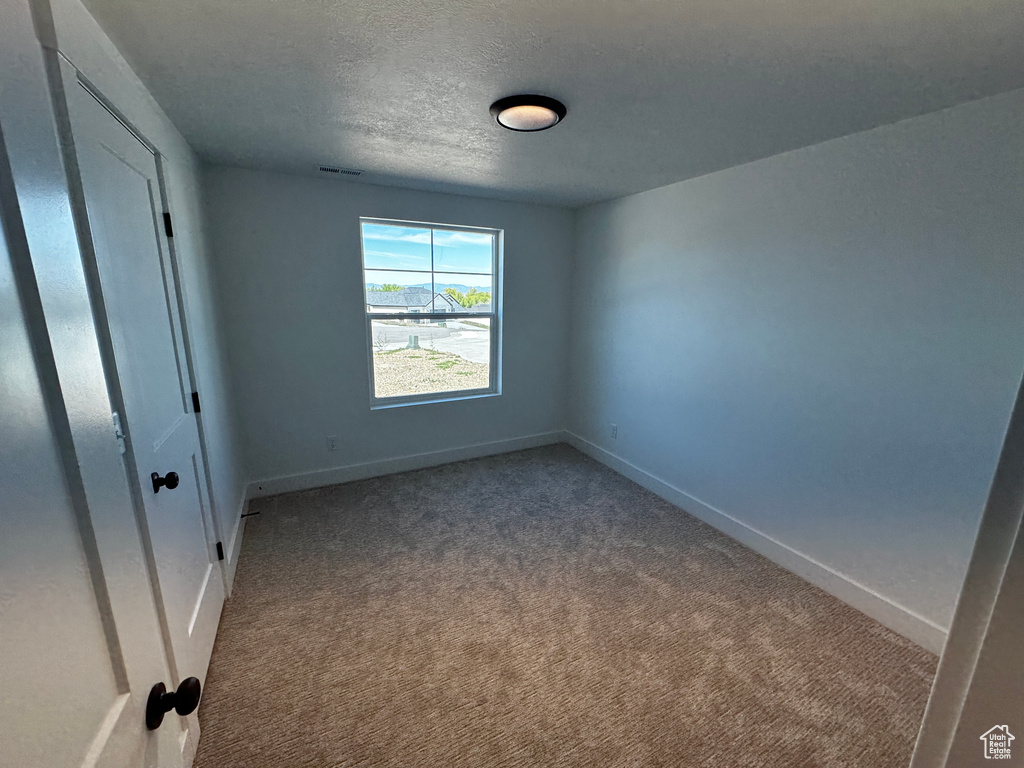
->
3 0 1024 765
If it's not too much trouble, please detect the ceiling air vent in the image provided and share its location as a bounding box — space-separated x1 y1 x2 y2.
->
318 164 363 177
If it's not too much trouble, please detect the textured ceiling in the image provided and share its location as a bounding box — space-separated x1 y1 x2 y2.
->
82 0 1024 207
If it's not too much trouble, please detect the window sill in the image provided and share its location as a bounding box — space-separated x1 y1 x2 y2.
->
370 391 500 411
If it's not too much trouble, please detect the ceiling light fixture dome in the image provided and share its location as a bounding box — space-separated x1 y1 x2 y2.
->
489 94 567 132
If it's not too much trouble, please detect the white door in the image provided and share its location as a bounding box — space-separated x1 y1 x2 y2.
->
1 148 183 765
64 77 225 691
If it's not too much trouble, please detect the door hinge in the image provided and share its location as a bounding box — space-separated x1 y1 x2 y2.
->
216 541 224 561
191 391 201 413
163 212 174 238
112 411 127 455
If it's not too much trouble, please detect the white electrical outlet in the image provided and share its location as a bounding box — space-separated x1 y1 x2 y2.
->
610 424 618 439
327 435 338 451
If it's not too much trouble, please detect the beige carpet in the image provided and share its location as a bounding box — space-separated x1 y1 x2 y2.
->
194 445 936 768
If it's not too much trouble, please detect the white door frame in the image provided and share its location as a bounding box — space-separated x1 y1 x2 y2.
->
150 151 233 584
910 368 1024 767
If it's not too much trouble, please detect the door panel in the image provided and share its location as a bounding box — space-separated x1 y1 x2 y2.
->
151 419 223 681
85 149 186 430
66 79 224 693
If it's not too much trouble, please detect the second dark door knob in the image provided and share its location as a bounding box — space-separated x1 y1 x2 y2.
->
146 676 202 730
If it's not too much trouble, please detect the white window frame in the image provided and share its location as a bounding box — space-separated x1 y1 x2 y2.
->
360 217 502 408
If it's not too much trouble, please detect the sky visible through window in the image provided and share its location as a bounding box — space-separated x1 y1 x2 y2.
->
362 222 494 293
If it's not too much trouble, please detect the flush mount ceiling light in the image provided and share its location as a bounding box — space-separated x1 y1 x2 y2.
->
489 94 567 132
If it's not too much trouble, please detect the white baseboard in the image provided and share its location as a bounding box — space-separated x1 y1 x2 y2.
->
564 431 947 654
219 486 248 597
247 431 566 499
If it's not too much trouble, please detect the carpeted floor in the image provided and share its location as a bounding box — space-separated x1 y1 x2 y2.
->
194 444 936 768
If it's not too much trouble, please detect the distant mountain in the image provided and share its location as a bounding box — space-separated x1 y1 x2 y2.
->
365 282 488 294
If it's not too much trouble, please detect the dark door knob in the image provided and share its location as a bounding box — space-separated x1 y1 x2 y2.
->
151 471 180 493
146 677 202 730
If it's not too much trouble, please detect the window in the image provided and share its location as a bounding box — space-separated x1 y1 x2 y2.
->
360 218 501 406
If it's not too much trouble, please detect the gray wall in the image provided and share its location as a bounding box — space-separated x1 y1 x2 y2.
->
166 153 249 562
568 88 1024 641
203 166 574 488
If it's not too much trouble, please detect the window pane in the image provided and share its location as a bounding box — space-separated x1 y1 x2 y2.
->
370 319 491 399
361 223 432 271
432 229 494 274
433 273 494 313
365 270 436 313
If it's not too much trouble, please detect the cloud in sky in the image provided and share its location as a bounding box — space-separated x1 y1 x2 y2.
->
363 249 430 270
434 231 493 247
362 224 493 249
363 226 432 245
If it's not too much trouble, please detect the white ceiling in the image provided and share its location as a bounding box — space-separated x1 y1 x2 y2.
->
82 0 1024 207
